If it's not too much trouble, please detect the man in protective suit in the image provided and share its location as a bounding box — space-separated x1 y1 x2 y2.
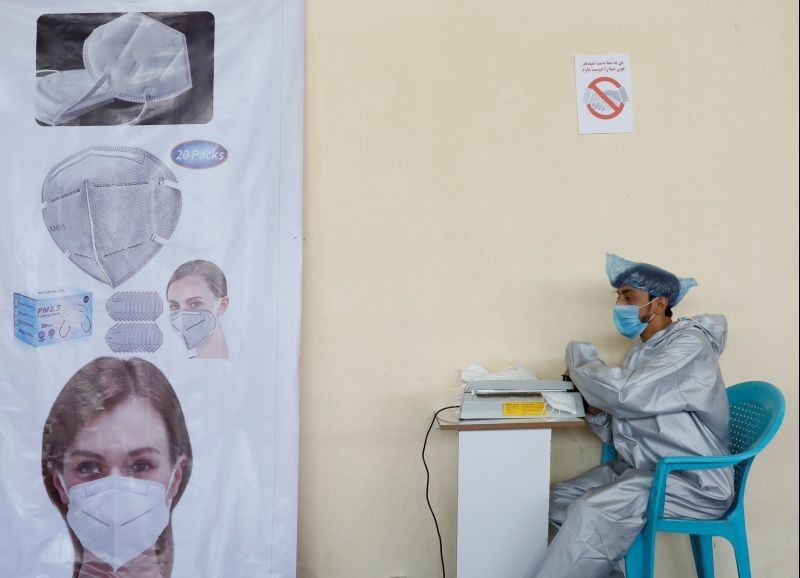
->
534 253 733 578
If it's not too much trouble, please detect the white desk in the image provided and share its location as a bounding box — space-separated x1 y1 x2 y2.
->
437 409 584 578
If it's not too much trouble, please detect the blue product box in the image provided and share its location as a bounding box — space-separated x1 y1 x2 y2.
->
13 288 93 347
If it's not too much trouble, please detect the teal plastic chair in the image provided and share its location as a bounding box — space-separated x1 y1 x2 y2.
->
601 381 786 578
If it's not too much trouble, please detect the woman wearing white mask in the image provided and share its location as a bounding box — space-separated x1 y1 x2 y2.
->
166 260 230 359
42 357 192 578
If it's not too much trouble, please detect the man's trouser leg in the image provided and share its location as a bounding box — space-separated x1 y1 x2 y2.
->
535 463 651 578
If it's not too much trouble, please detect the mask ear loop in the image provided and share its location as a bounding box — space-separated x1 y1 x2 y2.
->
639 297 658 324
74 304 92 333
165 466 179 508
642 307 656 325
56 470 70 505
210 297 223 328
120 94 151 126
81 312 92 333
51 73 110 126
542 393 564 418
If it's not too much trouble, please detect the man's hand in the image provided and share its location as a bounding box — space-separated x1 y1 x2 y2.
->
581 396 603 415
566 368 602 414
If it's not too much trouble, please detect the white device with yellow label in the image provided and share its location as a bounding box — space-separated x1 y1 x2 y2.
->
459 379 585 420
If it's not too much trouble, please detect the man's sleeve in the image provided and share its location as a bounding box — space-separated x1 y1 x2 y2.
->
585 411 613 444
565 332 711 419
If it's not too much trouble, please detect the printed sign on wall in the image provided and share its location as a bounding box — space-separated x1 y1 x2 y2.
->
0 1 303 577
575 54 634 134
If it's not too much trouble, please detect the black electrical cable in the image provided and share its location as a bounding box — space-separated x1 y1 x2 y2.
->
422 405 459 578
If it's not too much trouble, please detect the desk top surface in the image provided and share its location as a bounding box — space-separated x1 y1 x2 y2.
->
436 407 585 431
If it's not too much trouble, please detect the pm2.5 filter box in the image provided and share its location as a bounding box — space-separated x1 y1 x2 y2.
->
13 288 93 347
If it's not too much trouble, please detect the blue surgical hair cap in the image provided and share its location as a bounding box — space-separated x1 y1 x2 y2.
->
606 253 697 307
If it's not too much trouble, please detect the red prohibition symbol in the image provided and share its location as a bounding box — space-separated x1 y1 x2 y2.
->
586 76 625 120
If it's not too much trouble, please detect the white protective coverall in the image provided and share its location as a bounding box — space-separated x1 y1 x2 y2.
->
534 314 733 578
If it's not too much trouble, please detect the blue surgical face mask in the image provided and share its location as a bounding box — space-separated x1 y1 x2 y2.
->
613 298 656 339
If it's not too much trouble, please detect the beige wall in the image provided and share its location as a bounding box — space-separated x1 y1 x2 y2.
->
301 1 799 576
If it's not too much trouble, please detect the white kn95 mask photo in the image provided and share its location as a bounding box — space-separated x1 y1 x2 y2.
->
60 473 174 571
35 12 192 126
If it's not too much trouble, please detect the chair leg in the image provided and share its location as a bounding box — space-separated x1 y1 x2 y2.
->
625 531 654 578
690 535 715 578
729 527 752 578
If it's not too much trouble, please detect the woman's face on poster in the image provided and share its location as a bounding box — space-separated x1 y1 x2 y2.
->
53 397 181 500
167 275 227 317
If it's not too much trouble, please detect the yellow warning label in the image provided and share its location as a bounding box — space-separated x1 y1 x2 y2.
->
503 401 547 416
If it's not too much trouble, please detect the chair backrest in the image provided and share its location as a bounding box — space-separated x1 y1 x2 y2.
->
726 381 786 501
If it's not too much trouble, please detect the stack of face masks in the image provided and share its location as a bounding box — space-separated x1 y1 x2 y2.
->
106 322 163 353
106 291 164 321
35 12 192 126
105 291 164 353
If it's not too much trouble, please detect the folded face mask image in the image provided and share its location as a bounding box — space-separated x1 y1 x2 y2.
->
170 300 220 351
35 69 114 126
41 146 181 288
36 12 192 126
62 474 172 571
83 12 192 104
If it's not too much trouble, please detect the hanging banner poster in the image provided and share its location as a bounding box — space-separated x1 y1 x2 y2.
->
0 1 303 577
575 53 634 134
